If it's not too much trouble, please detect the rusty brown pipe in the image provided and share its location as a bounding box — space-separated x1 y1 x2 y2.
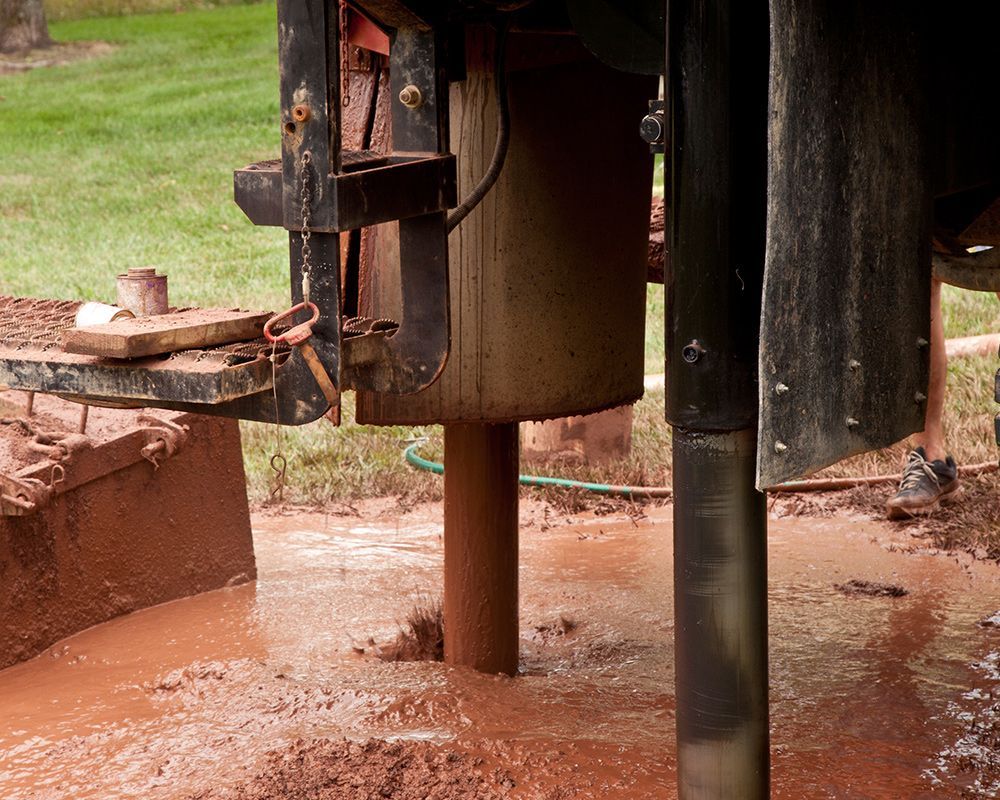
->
443 422 519 676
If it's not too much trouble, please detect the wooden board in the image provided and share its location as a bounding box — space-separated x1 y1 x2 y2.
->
61 309 272 359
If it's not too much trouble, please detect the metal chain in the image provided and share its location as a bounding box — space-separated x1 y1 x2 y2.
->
269 149 315 504
339 1 351 108
299 151 314 305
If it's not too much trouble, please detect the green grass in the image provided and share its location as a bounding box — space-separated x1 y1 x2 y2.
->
44 0 259 23
1 5 997 511
0 3 287 311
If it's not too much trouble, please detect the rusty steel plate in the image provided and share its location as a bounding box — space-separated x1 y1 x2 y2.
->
0 297 278 406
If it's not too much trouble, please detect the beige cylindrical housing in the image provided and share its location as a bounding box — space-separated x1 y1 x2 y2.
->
116 267 168 317
357 38 655 425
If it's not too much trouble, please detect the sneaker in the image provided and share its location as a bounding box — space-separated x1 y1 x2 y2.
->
886 447 961 520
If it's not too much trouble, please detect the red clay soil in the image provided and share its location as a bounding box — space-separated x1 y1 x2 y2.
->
0 391 254 668
189 738 516 800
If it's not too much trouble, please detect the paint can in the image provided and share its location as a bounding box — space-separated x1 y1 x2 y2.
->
116 268 168 317
74 302 135 328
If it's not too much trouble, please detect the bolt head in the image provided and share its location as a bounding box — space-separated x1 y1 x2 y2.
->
774 441 788 454
775 382 789 395
848 359 861 371
291 104 312 122
399 85 424 109
639 112 665 145
681 340 704 364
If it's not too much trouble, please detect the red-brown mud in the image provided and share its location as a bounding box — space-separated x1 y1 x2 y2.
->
0 504 999 798
0 391 254 668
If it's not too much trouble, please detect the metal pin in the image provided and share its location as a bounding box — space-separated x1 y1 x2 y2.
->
916 337 929 349
775 382 789 396
914 392 927 403
79 404 89 434
25 391 34 417
774 441 788 454
845 416 860 429
848 359 861 371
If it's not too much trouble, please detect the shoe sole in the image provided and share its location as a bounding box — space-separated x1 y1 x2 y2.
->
886 482 963 521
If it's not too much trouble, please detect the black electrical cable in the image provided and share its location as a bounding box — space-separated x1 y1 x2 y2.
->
447 22 511 233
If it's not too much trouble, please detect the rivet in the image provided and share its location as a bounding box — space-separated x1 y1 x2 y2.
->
398 84 424 109
916 337 929 349
914 392 927 403
291 104 311 122
846 416 860 429
775 382 789 396
774 441 788 454
848 359 861 371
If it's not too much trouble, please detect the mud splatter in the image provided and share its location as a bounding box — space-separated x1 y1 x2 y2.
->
374 599 444 663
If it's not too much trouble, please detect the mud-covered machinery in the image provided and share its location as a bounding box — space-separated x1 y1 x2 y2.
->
0 5 463 424
3 2 999 799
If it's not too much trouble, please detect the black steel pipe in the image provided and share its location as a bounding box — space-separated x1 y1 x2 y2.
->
672 428 769 798
666 0 771 796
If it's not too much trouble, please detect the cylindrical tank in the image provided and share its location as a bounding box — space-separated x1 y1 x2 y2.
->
356 32 656 425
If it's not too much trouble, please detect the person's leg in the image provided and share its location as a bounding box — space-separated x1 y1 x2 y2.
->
887 277 960 519
912 277 947 460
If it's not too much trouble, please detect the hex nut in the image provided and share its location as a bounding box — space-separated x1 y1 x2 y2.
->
399 85 424 109
681 340 704 364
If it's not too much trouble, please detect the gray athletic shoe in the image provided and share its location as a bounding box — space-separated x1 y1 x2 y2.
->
886 447 961 520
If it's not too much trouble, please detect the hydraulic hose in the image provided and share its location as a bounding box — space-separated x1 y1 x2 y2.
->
446 23 510 233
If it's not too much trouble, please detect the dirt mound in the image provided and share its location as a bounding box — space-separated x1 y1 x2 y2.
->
188 738 515 800
835 579 908 598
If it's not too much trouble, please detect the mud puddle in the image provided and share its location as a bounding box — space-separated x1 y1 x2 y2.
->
1 505 999 798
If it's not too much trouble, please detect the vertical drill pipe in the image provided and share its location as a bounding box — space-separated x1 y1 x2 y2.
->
666 0 771 796
672 429 769 797
443 422 519 676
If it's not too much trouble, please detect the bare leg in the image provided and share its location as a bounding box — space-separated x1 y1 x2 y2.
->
912 277 947 461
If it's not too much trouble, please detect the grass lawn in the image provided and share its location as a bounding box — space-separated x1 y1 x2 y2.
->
0 3 996 513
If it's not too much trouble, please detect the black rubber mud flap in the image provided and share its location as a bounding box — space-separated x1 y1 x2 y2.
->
757 0 932 488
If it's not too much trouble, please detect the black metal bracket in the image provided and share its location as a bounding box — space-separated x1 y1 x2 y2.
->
231 4 454 417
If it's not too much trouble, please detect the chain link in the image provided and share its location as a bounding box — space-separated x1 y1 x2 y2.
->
339 1 351 108
299 151 314 305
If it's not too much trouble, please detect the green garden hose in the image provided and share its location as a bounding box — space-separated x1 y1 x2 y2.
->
403 441 672 499
404 441 998 497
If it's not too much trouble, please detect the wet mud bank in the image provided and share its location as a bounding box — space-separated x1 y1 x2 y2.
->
0 393 254 668
1 503 999 798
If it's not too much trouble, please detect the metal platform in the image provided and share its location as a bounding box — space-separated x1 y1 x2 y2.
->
0 296 284 407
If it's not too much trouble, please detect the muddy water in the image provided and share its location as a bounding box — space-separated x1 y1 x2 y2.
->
0 506 998 798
